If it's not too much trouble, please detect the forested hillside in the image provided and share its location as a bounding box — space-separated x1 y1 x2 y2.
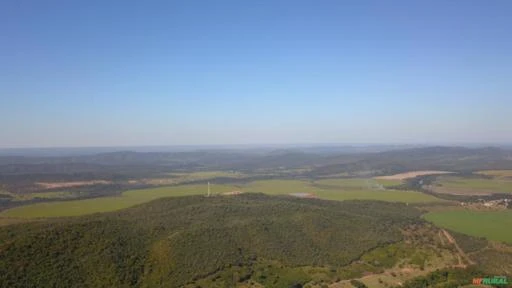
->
0 194 422 288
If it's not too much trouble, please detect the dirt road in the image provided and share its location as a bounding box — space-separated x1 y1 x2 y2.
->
442 229 475 267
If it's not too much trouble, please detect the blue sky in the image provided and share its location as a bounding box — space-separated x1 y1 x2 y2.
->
1 0 511 147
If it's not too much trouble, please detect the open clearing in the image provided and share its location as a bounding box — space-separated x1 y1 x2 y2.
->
332 251 455 288
375 170 453 181
424 210 512 244
0 179 442 219
429 175 512 195
330 225 463 288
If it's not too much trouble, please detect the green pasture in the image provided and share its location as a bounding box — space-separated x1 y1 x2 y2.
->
477 170 512 178
313 189 438 203
1 179 441 219
424 210 512 244
316 178 402 188
243 179 314 195
435 176 512 193
245 179 435 202
1 184 236 218
0 191 76 201
168 170 245 180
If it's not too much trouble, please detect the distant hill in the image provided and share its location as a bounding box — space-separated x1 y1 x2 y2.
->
1 146 511 176
309 146 512 176
0 194 422 287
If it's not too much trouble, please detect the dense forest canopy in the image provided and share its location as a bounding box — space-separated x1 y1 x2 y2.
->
0 194 422 287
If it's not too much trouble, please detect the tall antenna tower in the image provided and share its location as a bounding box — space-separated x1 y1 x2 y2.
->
207 181 211 197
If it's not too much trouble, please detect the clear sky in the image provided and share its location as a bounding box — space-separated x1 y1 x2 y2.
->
1 0 511 147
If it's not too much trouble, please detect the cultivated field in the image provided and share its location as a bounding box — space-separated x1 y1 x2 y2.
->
375 171 453 181
0 184 238 218
0 190 76 201
313 189 440 203
477 170 512 179
429 175 512 195
0 179 442 219
132 171 248 186
316 178 402 189
245 180 440 203
424 210 512 244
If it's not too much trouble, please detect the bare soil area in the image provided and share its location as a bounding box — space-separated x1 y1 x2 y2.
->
375 171 454 181
36 180 111 189
222 191 243 196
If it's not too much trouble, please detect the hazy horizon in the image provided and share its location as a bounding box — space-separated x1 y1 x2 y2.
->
2 1 511 147
1 142 510 150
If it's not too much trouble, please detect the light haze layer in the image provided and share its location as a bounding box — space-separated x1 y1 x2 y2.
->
1 1 511 147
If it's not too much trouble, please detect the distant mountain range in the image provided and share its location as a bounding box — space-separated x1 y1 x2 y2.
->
0 146 511 176
3 143 511 157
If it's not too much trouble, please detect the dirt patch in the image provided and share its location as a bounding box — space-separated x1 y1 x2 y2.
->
222 191 243 196
375 171 454 181
36 180 111 189
289 193 317 198
400 267 414 273
438 230 446 246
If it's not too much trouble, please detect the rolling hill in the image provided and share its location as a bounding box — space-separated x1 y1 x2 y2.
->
0 194 422 288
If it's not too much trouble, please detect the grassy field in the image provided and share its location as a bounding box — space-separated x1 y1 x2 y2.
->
167 170 246 180
245 179 439 203
1 184 238 218
433 175 512 194
477 170 512 178
316 178 402 188
313 189 438 203
375 171 453 181
0 190 76 201
244 180 314 195
1 179 442 219
141 170 248 185
424 210 512 244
